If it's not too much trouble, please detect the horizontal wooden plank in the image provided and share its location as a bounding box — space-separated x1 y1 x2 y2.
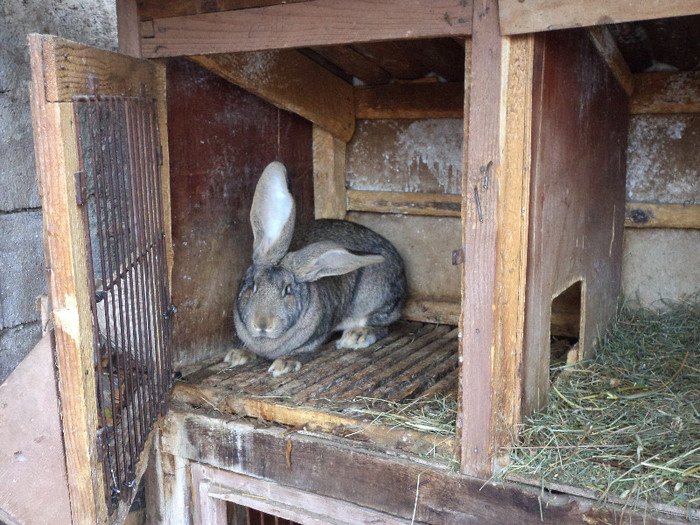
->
347 190 461 217
631 71 700 114
401 298 460 325
499 0 700 35
161 410 683 525
190 50 354 142
140 0 471 57
349 193 697 230
32 33 163 102
355 82 463 119
625 202 700 229
138 0 312 20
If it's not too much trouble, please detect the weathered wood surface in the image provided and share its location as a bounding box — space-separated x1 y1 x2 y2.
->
522 29 628 414
190 50 354 142
499 0 700 35
158 409 684 525
625 202 700 229
354 82 463 120
586 26 634 97
347 190 461 217
460 0 534 477
138 0 312 20
631 71 700 114
173 322 459 460
194 463 411 524
312 126 346 220
140 0 471 57
29 34 107 523
166 58 313 368
0 335 71 525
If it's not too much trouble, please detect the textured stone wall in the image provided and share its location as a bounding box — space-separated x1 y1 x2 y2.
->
0 0 117 383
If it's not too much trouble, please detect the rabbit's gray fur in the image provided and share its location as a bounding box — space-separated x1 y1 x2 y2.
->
226 161 406 376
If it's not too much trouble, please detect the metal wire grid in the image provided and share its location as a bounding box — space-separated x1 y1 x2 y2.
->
73 92 173 512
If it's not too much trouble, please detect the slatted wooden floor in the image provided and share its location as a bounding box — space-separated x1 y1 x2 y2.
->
173 321 459 459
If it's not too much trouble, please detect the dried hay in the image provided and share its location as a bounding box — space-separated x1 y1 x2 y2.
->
343 297 699 518
502 297 699 518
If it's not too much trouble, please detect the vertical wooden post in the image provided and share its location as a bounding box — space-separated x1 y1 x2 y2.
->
29 35 107 522
116 0 142 57
459 0 534 477
312 125 347 219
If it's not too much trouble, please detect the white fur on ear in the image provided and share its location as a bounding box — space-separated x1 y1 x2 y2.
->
261 163 293 247
251 161 296 265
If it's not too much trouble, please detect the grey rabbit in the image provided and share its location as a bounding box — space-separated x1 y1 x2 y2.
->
225 161 407 376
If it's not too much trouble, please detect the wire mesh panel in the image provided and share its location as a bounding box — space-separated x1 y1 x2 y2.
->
73 92 173 513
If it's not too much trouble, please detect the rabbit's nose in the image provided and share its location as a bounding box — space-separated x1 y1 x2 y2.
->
251 316 272 334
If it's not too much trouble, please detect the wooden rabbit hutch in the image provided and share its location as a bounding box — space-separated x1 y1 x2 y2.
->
15 0 699 523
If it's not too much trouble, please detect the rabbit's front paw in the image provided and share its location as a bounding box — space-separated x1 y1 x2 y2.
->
224 348 257 367
336 326 387 350
268 358 302 377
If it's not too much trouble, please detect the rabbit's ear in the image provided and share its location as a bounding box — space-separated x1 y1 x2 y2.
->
251 162 296 265
284 241 385 282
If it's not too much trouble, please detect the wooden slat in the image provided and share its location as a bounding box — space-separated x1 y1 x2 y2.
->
138 0 312 20
140 0 471 57
499 0 700 36
631 71 700 114
401 298 460 325
312 126 346 219
587 27 634 98
116 0 141 57
195 465 407 525
29 34 106 523
310 45 391 85
347 190 461 217
625 202 700 229
36 34 163 101
460 0 505 478
190 51 355 142
354 82 463 119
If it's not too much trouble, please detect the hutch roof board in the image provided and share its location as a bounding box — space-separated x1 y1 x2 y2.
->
4 0 698 523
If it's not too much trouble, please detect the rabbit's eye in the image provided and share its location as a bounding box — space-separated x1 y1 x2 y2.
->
283 284 293 297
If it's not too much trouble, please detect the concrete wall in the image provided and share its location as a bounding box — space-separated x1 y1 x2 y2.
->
623 114 700 309
0 0 117 383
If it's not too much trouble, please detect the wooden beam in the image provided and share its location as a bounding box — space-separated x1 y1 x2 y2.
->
354 82 464 119
401 298 460 325
140 0 471 57
460 0 535 478
190 51 355 142
631 71 700 114
347 190 461 217
116 0 141 57
36 35 163 101
625 202 700 229
312 126 347 219
499 0 700 35
158 409 681 525
137 0 312 20
587 27 634 98
29 34 106 523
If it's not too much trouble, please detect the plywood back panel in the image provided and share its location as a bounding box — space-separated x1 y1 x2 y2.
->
167 58 312 368
522 29 628 414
